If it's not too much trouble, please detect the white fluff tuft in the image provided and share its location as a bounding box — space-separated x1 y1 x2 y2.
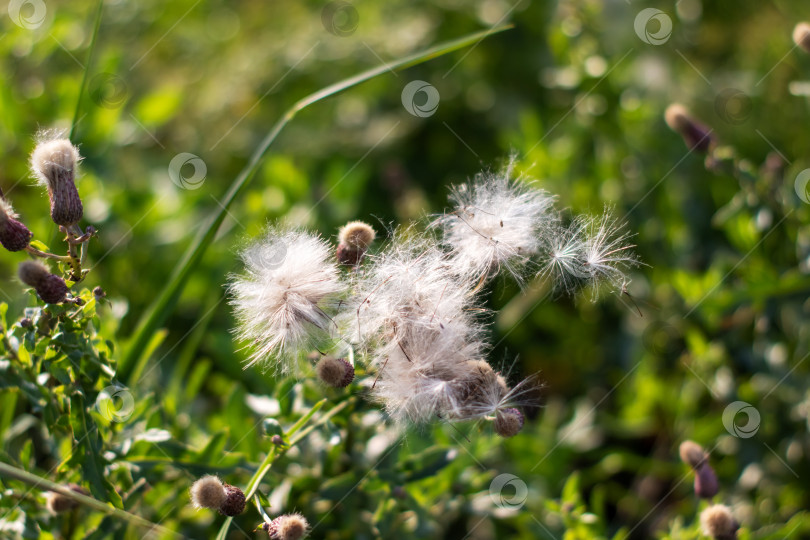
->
433 162 555 282
229 227 346 371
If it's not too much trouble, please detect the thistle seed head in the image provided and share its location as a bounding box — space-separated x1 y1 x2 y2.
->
0 199 32 252
493 407 524 438
664 103 715 153
190 475 226 510
30 137 83 226
793 22 810 54
679 440 707 469
336 221 376 266
262 513 310 540
218 484 246 517
315 356 354 388
700 504 739 540
18 261 68 304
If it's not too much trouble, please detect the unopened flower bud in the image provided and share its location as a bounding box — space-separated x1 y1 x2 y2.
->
93 286 106 299
700 504 739 540
336 221 375 266
694 462 719 499
493 408 524 438
20 317 33 328
262 513 310 540
793 23 810 54
664 104 715 153
190 475 226 510
679 440 707 469
45 484 88 514
18 261 68 304
0 199 32 252
219 483 246 517
315 356 354 388
271 434 284 445
30 137 83 227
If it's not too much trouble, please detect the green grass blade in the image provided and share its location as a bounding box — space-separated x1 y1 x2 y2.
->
118 25 513 381
69 0 104 141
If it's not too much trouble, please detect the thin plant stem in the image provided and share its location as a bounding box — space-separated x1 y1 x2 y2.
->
0 462 182 538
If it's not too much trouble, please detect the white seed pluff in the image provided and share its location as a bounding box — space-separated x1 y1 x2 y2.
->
700 504 738 540
190 476 226 509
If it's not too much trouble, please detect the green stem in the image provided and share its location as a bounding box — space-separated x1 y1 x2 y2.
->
0 462 182 538
214 397 355 540
69 0 105 141
119 25 513 382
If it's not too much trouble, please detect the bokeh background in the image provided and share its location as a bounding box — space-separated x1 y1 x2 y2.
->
1 0 809 538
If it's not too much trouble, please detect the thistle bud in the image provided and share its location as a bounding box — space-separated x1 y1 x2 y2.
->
45 484 88 514
694 462 719 499
315 356 354 388
190 475 226 510
493 408 524 438
336 221 375 266
678 440 707 469
793 23 810 54
700 504 739 540
93 286 106 299
30 137 83 227
664 104 715 153
18 261 68 304
219 483 246 517
262 513 310 540
0 199 33 252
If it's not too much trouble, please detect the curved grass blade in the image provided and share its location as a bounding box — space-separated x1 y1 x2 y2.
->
69 0 105 141
119 25 513 381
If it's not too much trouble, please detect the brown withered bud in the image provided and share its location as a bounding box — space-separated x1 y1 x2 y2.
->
664 104 715 153
315 356 354 388
336 221 375 266
18 261 68 304
494 408 524 438
218 483 246 517
0 199 33 252
30 137 83 227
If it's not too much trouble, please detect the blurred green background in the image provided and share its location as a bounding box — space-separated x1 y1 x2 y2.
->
1 0 810 538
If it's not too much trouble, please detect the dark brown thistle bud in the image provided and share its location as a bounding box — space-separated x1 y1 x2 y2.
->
262 513 310 540
0 199 33 252
494 408 524 438
218 483 246 517
336 221 375 266
45 484 88 514
315 356 354 388
694 462 719 499
664 104 715 153
18 261 68 304
30 137 83 227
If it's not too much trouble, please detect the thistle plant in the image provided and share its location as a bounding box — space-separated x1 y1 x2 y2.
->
229 160 640 435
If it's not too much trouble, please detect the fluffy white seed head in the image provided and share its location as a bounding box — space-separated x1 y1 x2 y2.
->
190 476 226 509
30 136 81 189
794 22 810 53
700 504 738 540
229 227 347 371
580 210 639 295
265 513 310 540
433 162 555 282
338 221 376 250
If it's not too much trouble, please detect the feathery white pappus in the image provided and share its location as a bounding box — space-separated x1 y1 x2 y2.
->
432 162 555 282
228 227 346 371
